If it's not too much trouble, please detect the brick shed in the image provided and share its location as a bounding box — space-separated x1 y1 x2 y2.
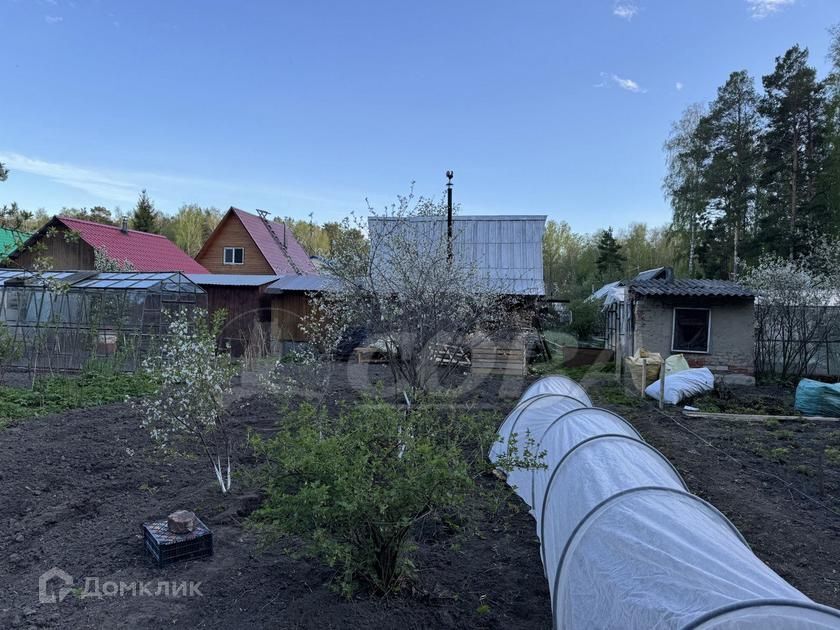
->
626 277 756 384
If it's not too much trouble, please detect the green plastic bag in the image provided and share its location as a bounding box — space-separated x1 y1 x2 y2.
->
794 379 840 417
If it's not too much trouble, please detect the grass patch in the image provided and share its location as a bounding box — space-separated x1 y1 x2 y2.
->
0 366 154 429
591 381 644 408
766 447 790 463
529 357 614 381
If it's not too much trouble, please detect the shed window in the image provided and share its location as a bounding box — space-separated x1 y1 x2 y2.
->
672 308 710 353
223 247 244 265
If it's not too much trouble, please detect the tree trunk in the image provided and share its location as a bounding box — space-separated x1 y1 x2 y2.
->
688 220 696 277
732 222 739 281
790 123 799 259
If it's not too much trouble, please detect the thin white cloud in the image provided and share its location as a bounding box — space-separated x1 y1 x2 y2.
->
45 15 63 24
746 0 795 19
613 2 639 20
0 151 359 211
0 152 141 202
675 81 684 91
596 73 646 93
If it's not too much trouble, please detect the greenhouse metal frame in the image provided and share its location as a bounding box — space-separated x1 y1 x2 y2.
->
492 374 840 629
0 270 207 373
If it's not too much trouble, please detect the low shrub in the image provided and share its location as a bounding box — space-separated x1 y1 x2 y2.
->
249 398 543 597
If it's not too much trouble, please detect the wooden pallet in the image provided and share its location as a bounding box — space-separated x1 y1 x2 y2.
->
433 343 471 367
471 337 526 376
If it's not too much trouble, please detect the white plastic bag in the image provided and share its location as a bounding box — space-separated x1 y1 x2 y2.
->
645 367 714 405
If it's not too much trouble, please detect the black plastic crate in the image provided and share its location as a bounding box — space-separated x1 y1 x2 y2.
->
142 517 213 566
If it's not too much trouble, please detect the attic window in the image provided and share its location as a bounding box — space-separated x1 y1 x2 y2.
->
672 308 710 354
223 247 244 265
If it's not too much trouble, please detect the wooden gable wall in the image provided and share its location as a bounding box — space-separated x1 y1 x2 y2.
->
11 225 96 270
195 211 274 274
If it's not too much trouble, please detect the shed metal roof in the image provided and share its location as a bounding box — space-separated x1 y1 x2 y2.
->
367 215 546 296
186 274 279 287
629 279 754 298
265 274 337 293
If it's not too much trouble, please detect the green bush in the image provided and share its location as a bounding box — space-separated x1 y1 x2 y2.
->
249 399 542 596
563 298 602 342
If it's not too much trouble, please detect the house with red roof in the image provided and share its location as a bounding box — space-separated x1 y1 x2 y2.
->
8 216 208 274
192 208 321 354
194 207 317 275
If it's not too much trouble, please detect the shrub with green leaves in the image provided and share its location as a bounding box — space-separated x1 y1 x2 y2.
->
564 298 603 342
249 399 542 597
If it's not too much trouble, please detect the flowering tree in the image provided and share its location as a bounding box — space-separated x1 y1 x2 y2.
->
140 308 236 493
94 246 136 272
296 189 527 398
743 241 840 379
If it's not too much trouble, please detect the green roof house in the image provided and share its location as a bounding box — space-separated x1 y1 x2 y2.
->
0 226 30 258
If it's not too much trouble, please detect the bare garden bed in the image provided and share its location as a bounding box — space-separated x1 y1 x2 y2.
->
0 365 550 630
2 364 840 629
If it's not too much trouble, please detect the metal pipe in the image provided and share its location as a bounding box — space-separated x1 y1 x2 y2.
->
446 170 454 263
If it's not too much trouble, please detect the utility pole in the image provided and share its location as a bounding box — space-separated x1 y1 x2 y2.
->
446 170 454 263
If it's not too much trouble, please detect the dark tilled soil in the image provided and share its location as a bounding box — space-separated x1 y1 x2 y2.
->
0 366 548 630
583 376 840 608
4 364 840 628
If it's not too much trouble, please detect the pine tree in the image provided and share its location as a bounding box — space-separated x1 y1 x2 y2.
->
759 46 827 258
131 190 159 233
0 163 7 182
815 26 840 244
702 71 762 279
595 227 626 280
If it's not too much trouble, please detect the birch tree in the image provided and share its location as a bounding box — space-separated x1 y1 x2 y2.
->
664 103 709 276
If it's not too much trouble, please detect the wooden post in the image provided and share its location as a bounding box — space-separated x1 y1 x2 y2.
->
640 358 647 398
614 308 622 383
659 361 666 409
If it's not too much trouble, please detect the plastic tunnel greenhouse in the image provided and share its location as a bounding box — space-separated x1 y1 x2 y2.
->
491 374 840 629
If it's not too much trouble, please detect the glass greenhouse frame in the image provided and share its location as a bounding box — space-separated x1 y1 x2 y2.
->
0 270 207 372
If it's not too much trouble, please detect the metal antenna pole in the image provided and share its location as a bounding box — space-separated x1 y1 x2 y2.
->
446 170 454 263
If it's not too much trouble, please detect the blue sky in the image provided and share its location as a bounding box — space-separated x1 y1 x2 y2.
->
1 0 838 233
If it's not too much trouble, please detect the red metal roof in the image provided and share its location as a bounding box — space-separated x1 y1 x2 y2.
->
231 208 317 275
57 216 209 273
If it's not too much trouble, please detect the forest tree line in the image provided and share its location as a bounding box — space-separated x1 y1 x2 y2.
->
0 189 362 261
664 28 840 280
545 27 840 301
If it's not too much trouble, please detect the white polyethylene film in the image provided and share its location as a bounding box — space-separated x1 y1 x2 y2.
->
491 378 840 630
530 408 642 514
554 488 814 629
519 375 592 406
540 437 686 601
691 603 840 629
489 394 588 465
491 395 588 504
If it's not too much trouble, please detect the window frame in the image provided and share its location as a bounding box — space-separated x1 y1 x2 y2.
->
223 247 244 265
671 307 711 354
